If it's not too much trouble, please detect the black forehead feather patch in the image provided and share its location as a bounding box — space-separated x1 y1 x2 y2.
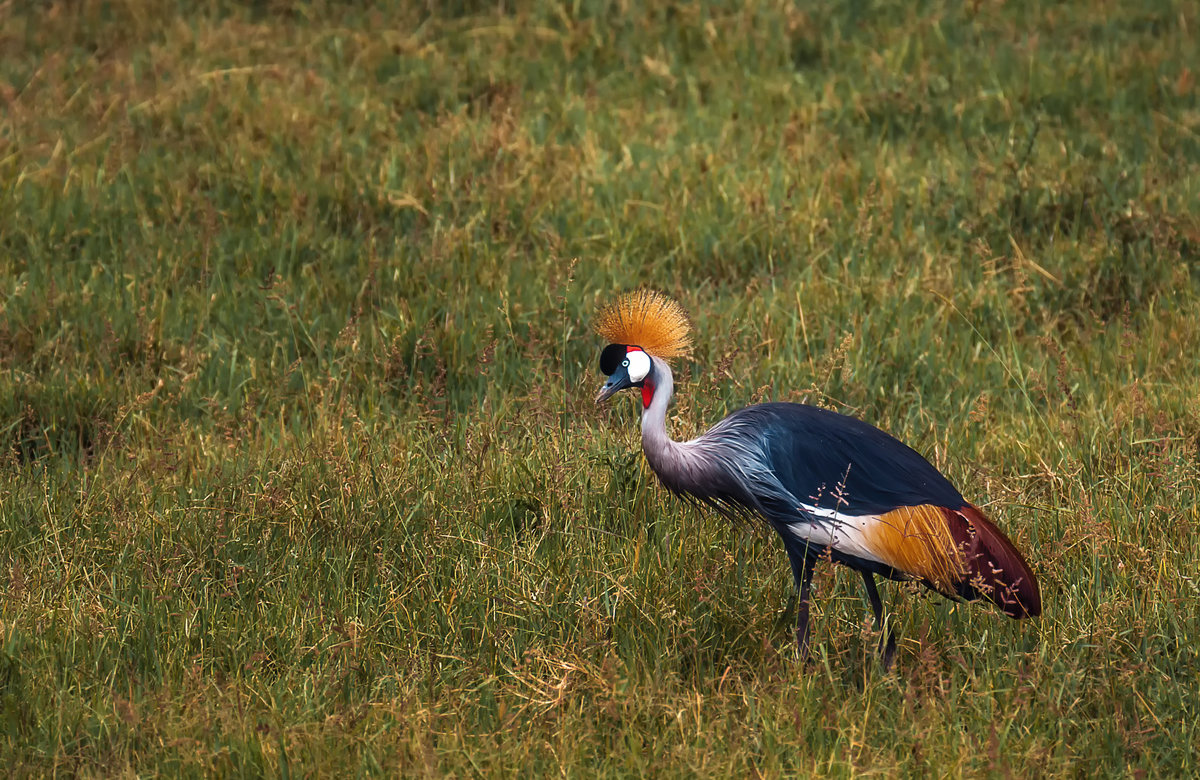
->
599 344 628 375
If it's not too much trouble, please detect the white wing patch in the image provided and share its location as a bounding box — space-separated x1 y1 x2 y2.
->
785 502 887 567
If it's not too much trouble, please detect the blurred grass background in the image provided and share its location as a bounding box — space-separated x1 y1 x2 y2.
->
2 0 1199 774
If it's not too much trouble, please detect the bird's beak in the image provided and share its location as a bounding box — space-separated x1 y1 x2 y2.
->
595 374 632 404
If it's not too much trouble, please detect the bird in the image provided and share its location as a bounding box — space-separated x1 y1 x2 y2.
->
592 290 1041 668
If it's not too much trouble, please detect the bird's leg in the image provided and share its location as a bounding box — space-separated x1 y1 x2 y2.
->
861 571 897 670
789 553 817 662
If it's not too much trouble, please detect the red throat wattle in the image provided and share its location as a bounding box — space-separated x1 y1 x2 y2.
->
641 379 655 409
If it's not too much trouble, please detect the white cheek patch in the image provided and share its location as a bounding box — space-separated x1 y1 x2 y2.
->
626 350 651 382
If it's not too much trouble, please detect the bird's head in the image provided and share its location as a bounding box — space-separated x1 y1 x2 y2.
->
595 344 652 404
592 290 693 407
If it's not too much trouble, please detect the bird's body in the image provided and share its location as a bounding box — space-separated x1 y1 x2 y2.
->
594 291 1041 667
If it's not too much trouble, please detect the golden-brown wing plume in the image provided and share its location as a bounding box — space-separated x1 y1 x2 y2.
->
593 290 693 360
862 503 1041 619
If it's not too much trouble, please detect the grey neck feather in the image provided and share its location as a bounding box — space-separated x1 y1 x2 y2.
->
640 356 702 492
636 356 796 527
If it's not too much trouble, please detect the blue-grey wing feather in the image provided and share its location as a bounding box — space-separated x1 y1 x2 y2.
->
675 402 965 523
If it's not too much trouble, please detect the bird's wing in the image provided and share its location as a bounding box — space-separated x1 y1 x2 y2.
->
714 403 1038 617
734 402 967 516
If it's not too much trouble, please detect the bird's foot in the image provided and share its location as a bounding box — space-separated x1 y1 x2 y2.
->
795 627 814 665
879 631 897 671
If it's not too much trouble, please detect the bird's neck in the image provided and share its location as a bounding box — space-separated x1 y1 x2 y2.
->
641 356 680 468
638 358 722 497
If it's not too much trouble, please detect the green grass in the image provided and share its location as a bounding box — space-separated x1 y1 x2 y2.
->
2 0 1199 774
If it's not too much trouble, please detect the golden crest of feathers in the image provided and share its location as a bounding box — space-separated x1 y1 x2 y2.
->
594 290 693 359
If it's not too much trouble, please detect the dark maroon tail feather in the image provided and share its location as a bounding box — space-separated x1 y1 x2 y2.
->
943 505 1042 619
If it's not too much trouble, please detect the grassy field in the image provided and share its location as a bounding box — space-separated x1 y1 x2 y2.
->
2 0 1199 774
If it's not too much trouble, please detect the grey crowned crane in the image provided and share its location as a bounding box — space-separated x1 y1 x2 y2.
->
593 291 1041 668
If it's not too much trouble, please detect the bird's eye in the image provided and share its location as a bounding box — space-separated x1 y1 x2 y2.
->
622 359 629 367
